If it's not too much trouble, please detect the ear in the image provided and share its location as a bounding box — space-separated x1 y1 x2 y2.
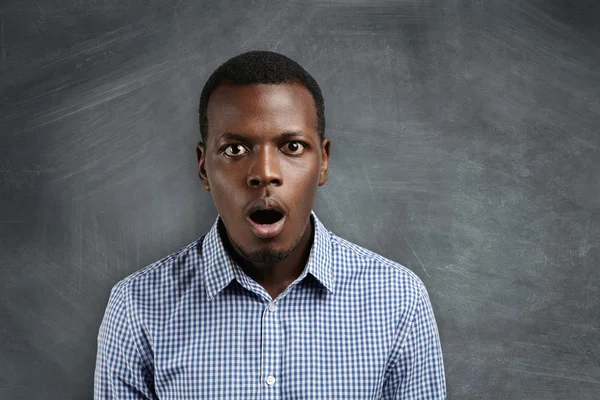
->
196 142 210 191
318 137 331 186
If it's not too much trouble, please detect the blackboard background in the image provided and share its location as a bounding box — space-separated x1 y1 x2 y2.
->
1 0 599 398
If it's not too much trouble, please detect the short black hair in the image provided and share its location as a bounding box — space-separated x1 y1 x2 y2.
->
198 50 325 143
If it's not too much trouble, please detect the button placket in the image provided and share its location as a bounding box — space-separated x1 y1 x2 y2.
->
260 301 282 398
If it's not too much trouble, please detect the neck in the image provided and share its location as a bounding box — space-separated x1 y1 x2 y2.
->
219 217 314 300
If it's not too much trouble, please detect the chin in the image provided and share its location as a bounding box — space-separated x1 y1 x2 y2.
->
233 236 294 263
238 226 305 263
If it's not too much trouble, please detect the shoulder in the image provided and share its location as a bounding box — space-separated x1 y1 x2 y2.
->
108 236 206 322
327 229 429 305
120 236 203 286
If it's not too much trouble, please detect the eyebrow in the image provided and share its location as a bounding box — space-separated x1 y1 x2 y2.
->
279 131 307 139
218 131 307 142
219 132 248 142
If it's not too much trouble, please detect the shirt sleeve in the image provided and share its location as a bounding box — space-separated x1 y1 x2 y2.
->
384 285 447 399
94 282 156 400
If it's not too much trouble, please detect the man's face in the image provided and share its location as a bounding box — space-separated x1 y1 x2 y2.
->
196 82 330 264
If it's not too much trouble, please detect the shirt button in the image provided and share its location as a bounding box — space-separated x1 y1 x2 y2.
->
265 375 276 386
267 302 276 312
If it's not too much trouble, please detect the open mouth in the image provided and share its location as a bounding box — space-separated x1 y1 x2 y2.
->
246 206 287 239
249 209 284 225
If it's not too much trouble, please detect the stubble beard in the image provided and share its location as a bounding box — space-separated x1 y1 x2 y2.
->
231 232 304 264
217 215 312 266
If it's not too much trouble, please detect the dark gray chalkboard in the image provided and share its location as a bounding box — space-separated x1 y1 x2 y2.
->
1 0 599 398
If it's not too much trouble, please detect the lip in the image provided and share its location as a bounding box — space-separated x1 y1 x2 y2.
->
245 197 287 239
246 214 287 239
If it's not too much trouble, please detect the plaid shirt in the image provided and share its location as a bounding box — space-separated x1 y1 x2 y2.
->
94 211 446 399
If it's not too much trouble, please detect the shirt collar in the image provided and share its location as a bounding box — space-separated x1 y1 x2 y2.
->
203 210 334 301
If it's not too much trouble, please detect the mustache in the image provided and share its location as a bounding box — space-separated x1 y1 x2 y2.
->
245 197 287 216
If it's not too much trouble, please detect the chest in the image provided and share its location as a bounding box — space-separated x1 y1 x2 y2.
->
152 292 396 399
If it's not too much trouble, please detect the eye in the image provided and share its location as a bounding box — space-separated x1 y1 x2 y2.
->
282 141 306 155
223 144 249 157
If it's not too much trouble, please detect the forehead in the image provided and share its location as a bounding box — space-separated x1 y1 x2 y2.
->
206 82 318 141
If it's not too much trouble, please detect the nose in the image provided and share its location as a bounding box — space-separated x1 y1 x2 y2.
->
247 146 282 188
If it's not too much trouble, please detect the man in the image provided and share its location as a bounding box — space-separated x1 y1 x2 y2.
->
94 50 446 399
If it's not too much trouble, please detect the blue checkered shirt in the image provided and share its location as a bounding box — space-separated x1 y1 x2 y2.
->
94 212 446 399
